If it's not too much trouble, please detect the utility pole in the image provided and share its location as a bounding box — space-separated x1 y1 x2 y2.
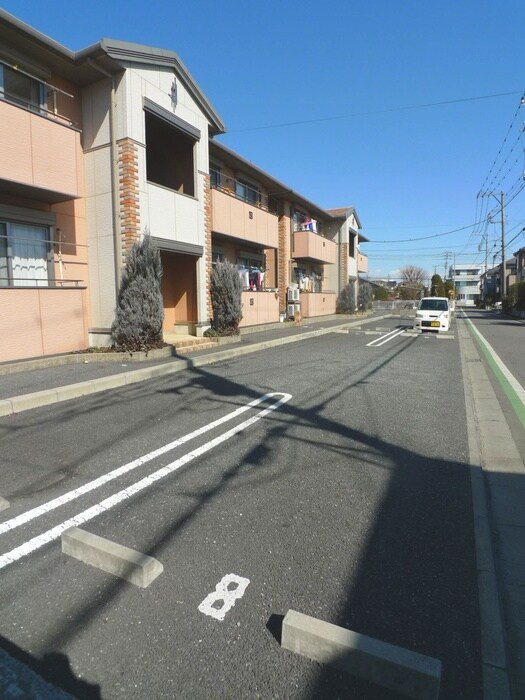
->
482 191 506 300
500 191 506 299
444 251 452 280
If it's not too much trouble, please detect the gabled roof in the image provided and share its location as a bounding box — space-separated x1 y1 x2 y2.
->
0 9 225 135
96 39 225 135
326 207 368 242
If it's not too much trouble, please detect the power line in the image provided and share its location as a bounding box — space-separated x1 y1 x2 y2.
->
228 90 523 133
366 221 482 244
478 94 525 193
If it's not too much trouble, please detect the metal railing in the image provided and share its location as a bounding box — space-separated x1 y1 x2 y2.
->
292 212 324 236
210 169 275 213
0 278 85 288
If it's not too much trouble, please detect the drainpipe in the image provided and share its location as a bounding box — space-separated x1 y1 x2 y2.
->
88 59 121 301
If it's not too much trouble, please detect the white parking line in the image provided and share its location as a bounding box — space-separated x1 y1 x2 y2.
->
366 327 407 347
0 392 292 570
0 392 285 536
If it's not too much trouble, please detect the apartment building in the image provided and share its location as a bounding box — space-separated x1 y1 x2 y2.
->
324 207 368 302
209 141 341 323
0 11 89 362
0 9 369 361
80 40 225 344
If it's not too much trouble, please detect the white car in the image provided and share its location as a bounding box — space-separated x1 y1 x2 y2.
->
413 297 451 333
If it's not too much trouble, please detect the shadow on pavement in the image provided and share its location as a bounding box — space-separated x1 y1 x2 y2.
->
0 330 485 698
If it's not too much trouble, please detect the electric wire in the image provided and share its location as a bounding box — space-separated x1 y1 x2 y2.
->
228 90 523 133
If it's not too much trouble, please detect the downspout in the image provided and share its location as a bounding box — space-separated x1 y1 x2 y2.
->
88 59 121 301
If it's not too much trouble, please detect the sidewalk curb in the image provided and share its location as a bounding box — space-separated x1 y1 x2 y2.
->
457 316 511 699
0 316 388 417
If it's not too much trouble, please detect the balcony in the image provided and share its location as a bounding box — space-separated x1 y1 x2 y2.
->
293 230 336 264
0 286 88 362
239 289 279 327
299 291 336 317
210 187 278 249
0 100 82 202
358 252 368 274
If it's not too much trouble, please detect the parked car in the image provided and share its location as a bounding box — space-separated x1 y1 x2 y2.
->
413 297 451 332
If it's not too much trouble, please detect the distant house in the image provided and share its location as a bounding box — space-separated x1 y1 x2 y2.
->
450 263 485 305
514 246 525 283
480 258 517 302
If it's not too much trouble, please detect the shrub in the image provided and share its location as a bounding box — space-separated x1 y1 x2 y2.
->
358 281 373 310
111 233 164 352
210 261 242 335
336 281 356 313
517 281 525 311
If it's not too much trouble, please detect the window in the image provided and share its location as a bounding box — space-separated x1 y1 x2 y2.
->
0 63 47 113
145 111 195 196
0 221 51 287
349 232 356 258
419 299 448 311
210 166 221 189
235 179 261 206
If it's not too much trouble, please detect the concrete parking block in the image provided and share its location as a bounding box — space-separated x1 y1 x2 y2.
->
282 609 441 700
0 496 9 512
61 527 163 588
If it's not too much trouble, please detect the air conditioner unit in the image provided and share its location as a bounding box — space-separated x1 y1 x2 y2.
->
287 303 296 319
287 288 299 302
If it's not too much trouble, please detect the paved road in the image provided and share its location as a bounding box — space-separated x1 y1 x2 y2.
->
0 317 483 698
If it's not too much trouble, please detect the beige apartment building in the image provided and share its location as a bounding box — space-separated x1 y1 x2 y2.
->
0 9 368 363
0 12 89 362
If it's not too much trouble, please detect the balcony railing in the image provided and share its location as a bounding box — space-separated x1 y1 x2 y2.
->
0 59 76 127
292 212 323 236
210 168 276 214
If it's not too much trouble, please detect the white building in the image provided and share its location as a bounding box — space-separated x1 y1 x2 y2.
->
450 263 485 306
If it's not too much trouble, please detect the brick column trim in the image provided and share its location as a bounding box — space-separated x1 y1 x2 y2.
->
340 242 348 292
117 138 140 263
278 202 291 312
203 173 213 321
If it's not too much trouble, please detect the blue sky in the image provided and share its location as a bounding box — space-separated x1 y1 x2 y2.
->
3 0 525 281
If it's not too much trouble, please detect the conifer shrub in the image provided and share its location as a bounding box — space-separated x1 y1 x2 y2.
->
336 281 356 313
209 261 242 335
111 233 164 352
358 280 373 310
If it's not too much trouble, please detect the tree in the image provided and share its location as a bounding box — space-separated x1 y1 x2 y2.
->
374 285 389 301
111 233 164 352
210 261 242 334
431 274 445 297
397 284 420 300
400 265 427 285
336 280 356 313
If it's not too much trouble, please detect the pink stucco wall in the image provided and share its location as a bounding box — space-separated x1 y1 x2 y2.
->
0 101 82 198
211 189 278 249
293 231 337 264
0 288 88 362
239 290 279 327
299 291 336 317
